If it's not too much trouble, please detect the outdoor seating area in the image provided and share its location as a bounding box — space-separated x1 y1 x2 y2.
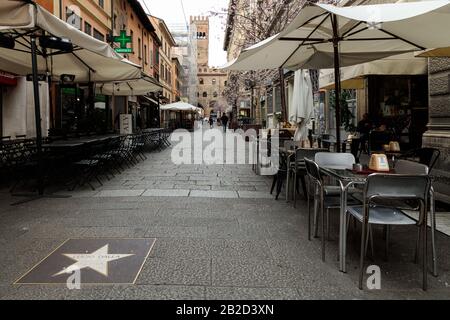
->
268 136 442 290
0 129 171 193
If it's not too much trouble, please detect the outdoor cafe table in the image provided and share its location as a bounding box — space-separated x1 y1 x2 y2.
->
319 167 436 274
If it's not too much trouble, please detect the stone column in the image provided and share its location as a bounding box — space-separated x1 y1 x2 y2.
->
424 57 450 203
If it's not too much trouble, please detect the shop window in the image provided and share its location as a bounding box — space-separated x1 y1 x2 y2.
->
84 21 92 36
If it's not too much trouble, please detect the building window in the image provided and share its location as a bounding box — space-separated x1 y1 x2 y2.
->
203 92 207 97
212 79 216 85
99 0 104 8
138 38 141 59
93 29 104 41
144 45 147 64
224 81 228 86
199 78 204 85
213 92 218 98
84 21 92 36
130 30 134 50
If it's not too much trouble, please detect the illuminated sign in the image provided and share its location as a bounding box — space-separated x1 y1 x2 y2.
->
113 30 132 54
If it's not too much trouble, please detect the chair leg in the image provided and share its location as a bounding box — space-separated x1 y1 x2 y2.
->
293 171 297 208
326 208 330 241
423 208 428 291
321 193 326 262
314 189 320 238
385 225 390 261
359 219 369 290
307 181 311 241
430 199 438 277
286 169 290 202
415 228 421 264
300 175 307 200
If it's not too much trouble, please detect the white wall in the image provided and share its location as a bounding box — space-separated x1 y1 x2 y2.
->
2 77 49 138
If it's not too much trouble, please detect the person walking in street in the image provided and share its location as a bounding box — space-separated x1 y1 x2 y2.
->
209 117 214 128
221 113 229 132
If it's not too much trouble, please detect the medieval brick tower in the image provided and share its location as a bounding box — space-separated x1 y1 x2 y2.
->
190 16 228 119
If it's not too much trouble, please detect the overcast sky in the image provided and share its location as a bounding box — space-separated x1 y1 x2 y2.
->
139 0 229 67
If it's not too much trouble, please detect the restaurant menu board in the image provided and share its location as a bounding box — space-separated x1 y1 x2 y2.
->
120 114 133 135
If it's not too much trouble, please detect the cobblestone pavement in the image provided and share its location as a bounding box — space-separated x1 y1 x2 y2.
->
0 129 450 300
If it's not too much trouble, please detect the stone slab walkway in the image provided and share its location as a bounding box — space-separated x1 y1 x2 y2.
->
0 130 450 300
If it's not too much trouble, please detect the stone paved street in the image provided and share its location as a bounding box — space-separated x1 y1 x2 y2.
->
0 130 450 300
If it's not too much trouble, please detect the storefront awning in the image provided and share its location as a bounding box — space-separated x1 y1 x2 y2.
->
96 75 162 96
319 53 428 90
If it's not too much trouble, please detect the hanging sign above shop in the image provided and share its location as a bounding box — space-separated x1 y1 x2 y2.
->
113 30 132 54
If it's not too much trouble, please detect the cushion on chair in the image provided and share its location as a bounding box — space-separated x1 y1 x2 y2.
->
347 206 417 225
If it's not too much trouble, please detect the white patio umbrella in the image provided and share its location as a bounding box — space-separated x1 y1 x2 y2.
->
290 70 313 142
0 1 142 82
160 102 201 112
223 0 450 151
0 1 142 198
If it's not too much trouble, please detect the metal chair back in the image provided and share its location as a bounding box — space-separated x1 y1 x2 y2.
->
315 152 355 170
304 158 323 185
364 174 431 204
395 160 429 175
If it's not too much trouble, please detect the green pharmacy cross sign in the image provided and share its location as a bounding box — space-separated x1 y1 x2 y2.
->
114 30 132 54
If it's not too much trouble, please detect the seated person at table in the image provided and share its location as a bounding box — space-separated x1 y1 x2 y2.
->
356 113 372 154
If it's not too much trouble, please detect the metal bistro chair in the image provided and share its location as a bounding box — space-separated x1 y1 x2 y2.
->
347 174 432 290
315 152 362 237
304 158 360 262
288 148 328 207
395 160 438 277
399 147 440 172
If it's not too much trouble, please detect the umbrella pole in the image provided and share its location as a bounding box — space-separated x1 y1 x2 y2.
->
332 14 342 153
31 36 45 195
279 67 288 123
11 37 72 205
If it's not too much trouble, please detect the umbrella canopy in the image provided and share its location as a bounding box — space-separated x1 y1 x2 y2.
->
290 70 313 142
160 102 202 112
0 1 142 82
223 1 450 71
222 0 450 151
319 52 428 90
97 75 162 96
416 46 450 57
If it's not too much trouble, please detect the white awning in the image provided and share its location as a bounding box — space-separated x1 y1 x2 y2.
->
0 1 141 82
319 53 428 90
96 76 162 96
222 0 450 71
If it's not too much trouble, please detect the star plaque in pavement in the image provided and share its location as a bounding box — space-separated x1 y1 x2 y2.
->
16 239 156 284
